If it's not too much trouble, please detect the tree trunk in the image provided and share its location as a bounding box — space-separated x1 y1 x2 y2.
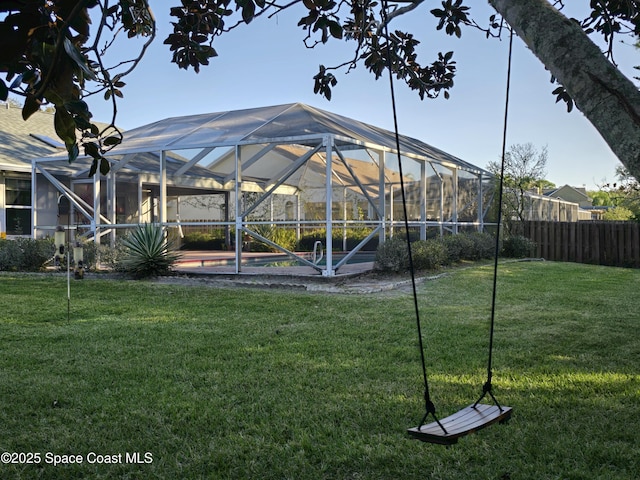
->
488 0 640 181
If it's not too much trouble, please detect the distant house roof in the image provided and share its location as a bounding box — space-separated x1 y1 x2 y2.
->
544 184 592 206
0 103 65 172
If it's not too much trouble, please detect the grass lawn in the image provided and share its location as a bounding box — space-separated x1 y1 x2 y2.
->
0 262 638 479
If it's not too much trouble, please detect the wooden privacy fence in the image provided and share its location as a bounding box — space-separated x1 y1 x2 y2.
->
523 220 640 268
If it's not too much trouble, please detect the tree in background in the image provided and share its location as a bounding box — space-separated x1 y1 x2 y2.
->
601 206 635 221
590 190 613 207
599 166 640 221
488 143 549 235
1 1 639 180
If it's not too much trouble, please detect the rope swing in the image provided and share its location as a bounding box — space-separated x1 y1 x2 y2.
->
379 5 514 445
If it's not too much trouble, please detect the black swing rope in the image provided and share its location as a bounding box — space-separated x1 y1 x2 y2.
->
475 27 514 411
380 1 444 433
380 2 514 437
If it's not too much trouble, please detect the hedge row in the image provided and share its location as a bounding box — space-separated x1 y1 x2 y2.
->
374 233 536 273
0 238 55 271
180 227 379 252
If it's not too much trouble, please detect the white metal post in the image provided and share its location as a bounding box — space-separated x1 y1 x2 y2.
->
137 176 143 223
379 150 386 244
31 162 37 238
439 179 444 237
93 169 101 246
159 151 167 225
108 170 116 244
478 173 484 232
452 167 459 234
343 186 347 251
389 185 394 237
234 145 242 273
420 161 427 240
324 136 334 276
296 193 301 241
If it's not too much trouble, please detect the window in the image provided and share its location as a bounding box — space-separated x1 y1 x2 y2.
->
5 176 31 235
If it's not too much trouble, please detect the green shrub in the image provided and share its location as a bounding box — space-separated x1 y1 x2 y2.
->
411 239 449 271
75 238 128 271
502 235 536 258
78 240 98 270
0 238 54 271
250 225 298 252
374 237 409 272
0 239 24 271
181 231 226 250
98 239 129 271
299 228 379 252
466 232 497 260
439 232 497 263
120 224 181 278
16 237 55 271
441 234 474 263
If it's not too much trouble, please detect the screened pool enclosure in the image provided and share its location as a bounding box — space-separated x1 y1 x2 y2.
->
33 103 494 276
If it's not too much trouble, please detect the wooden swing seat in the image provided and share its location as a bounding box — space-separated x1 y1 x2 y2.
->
407 403 513 445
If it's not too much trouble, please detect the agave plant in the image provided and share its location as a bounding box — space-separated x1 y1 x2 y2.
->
120 224 181 278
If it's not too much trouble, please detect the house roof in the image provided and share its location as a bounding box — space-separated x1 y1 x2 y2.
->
544 184 591 202
0 102 220 187
36 102 489 176
0 103 65 172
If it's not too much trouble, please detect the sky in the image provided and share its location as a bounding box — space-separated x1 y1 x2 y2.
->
84 2 639 191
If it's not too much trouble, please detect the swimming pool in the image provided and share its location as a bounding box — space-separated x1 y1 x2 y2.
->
241 251 376 268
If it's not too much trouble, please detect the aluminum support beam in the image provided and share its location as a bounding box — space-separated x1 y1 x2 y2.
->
334 148 382 219
477 172 484 232
234 145 242 273
138 177 144 223
108 170 116 244
174 147 215 177
31 162 37 238
324 136 334 276
243 143 322 220
159 151 167 225
93 169 101 246
420 161 427 240
379 150 386 244
452 168 458 234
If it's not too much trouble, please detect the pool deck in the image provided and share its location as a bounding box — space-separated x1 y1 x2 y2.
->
173 251 376 279
163 250 421 294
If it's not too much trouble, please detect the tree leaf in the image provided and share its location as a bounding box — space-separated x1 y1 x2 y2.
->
10 73 23 89
103 136 122 146
54 107 76 146
64 100 91 120
63 38 97 81
241 0 256 24
100 157 111 175
328 20 343 40
67 142 79 164
89 158 98 177
84 141 100 158
22 95 41 120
